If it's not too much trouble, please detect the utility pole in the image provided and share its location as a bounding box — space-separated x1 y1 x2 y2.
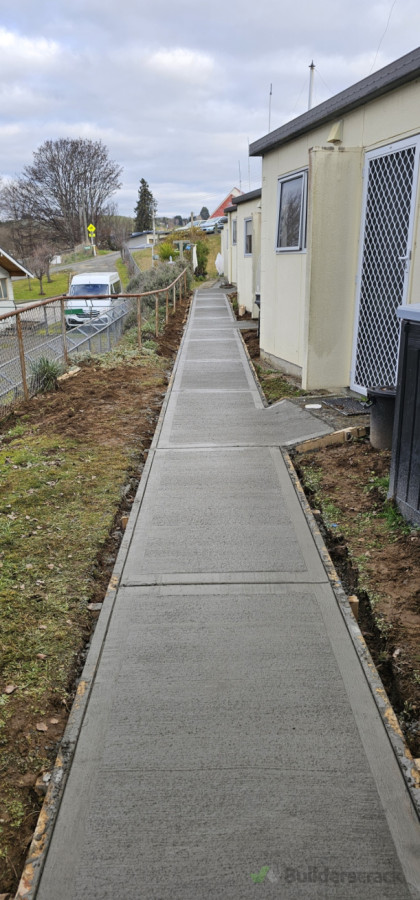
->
151 208 156 267
308 61 315 110
268 83 272 132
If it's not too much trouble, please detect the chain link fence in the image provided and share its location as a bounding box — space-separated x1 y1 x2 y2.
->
0 268 188 418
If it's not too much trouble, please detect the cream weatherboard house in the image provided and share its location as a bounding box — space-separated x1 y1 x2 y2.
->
249 46 420 392
222 188 261 317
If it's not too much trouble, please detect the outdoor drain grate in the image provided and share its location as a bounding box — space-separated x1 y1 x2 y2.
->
321 397 369 416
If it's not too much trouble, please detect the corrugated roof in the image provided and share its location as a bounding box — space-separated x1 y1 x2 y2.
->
250 46 420 157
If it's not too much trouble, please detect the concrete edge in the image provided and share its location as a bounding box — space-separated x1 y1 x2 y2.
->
14 291 194 900
235 320 268 408
282 449 420 818
292 424 370 452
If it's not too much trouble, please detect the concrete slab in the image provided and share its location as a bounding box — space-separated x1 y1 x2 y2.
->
36 586 419 899
122 447 326 584
158 393 331 449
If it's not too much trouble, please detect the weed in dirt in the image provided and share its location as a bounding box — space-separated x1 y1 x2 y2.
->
253 364 306 403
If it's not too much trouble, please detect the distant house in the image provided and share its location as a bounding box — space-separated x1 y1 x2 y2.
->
250 46 420 392
223 189 261 316
211 188 243 219
0 248 33 315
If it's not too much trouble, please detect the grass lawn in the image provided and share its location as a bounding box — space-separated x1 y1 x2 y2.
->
12 272 71 303
131 247 153 272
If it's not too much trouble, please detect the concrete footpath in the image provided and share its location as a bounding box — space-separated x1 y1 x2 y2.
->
32 286 420 898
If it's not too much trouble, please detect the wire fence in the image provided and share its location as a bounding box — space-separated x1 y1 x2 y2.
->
121 243 141 276
0 267 188 419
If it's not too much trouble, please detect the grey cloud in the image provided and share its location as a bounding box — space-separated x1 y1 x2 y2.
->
0 0 419 216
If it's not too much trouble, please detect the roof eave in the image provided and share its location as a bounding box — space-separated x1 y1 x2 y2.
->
233 188 262 205
0 248 33 278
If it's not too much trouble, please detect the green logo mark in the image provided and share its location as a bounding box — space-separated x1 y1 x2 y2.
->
250 865 270 884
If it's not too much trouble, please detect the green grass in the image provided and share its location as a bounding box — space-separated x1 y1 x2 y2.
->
0 423 132 879
203 232 221 279
0 431 129 695
254 364 306 403
60 248 96 265
13 271 71 302
115 258 131 289
132 247 153 272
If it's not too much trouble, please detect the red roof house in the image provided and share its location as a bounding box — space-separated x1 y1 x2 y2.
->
211 188 243 219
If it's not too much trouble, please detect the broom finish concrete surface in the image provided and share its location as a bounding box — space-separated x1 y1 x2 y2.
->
33 286 420 899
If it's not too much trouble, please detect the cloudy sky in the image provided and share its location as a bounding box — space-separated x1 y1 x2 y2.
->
1 0 419 218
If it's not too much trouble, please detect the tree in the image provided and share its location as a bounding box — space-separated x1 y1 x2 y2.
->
27 243 55 295
134 178 157 232
200 206 210 220
1 138 122 250
173 215 183 227
97 202 133 250
0 180 39 261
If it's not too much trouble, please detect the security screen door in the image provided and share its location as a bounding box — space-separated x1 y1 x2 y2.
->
351 137 420 393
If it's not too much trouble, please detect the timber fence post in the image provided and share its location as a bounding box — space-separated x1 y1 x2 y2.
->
137 297 142 349
16 313 29 400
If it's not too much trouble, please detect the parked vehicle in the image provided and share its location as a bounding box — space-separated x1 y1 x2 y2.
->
66 272 122 327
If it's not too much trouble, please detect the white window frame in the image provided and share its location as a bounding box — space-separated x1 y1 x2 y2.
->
244 218 252 256
232 218 237 245
276 170 307 252
0 278 8 300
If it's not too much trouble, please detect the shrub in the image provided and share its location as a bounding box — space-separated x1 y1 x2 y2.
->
195 240 209 277
30 356 62 393
127 259 193 296
158 242 178 262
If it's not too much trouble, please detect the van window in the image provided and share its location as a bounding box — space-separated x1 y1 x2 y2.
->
70 283 110 296
111 280 122 294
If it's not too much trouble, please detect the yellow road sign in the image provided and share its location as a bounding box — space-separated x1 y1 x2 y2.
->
87 223 96 234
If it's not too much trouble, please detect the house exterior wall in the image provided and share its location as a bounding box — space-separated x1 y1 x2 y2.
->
236 198 261 315
0 265 16 315
223 213 238 285
259 77 420 388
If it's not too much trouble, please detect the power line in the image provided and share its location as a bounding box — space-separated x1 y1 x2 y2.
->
369 0 399 74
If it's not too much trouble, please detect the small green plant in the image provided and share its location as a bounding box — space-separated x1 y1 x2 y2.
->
142 339 158 352
195 240 209 277
364 473 389 498
380 499 412 534
158 242 178 262
29 356 62 393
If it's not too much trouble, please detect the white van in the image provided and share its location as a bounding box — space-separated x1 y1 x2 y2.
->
66 271 122 327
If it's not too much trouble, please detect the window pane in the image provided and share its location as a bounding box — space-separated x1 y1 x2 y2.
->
232 219 237 244
245 219 252 255
0 279 8 299
278 176 303 248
